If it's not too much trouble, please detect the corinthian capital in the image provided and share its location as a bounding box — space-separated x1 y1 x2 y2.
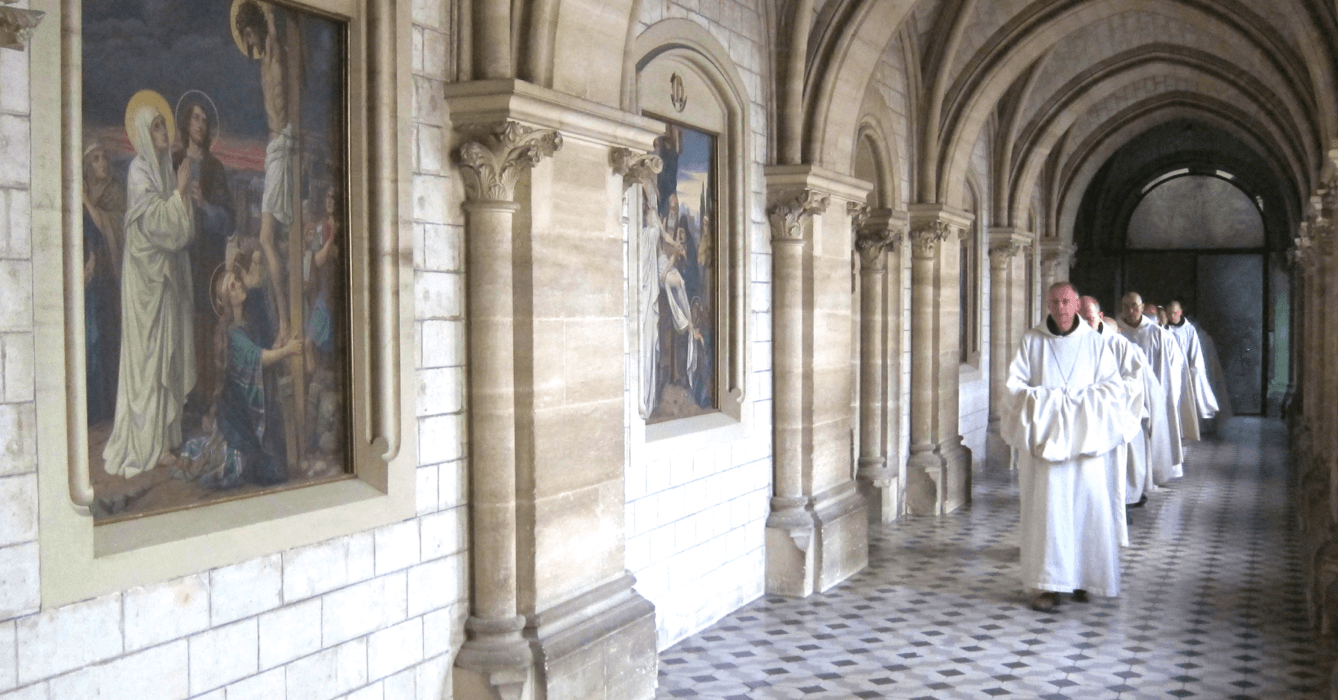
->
767 189 829 242
988 241 1026 270
457 121 564 202
909 221 951 260
855 228 893 270
0 1 43 52
611 148 663 193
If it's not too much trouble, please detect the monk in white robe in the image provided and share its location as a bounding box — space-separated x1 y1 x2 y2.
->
102 100 196 478
1165 301 1219 435
1116 292 1186 485
1004 284 1143 611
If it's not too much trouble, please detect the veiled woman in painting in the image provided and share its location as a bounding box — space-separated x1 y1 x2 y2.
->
102 90 198 479
81 138 126 424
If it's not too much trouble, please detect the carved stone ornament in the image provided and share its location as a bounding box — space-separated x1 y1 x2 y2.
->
610 147 663 193
0 0 43 51
457 121 564 202
908 221 951 260
670 73 688 113
988 241 1026 270
767 189 829 242
855 227 893 270
848 202 871 233
1040 253 1065 277
1294 234 1318 273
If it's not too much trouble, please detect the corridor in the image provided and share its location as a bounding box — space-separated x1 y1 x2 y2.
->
654 418 1335 699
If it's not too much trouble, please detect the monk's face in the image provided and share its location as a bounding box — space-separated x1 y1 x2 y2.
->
1121 293 1144 326
1167 303 1183 325
1048 285 1079 331
1078 297 1101 328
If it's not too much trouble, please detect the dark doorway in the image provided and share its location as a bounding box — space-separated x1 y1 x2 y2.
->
1196 254 1264 415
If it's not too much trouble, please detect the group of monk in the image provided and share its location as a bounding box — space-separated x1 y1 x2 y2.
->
1002 282 1220 612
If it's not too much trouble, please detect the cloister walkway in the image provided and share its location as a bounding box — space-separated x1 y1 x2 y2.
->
654 417 1335 699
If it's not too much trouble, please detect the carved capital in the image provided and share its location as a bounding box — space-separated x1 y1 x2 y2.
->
908 221 951 260
610 147 663 193
0 2 43 52
988 241 1026 270
456 121 564 202
1295 234 1320 273
855 227 893 271
767 189 829 242
848 202 870 232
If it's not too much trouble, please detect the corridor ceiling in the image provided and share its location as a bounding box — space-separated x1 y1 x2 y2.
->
794 0 1337 244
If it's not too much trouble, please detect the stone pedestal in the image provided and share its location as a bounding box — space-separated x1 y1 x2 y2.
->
447 80 661 700
904 204 974 516
764 164 871 597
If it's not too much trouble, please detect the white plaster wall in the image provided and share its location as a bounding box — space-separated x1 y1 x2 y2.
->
0 2 469 698
625 0 773 651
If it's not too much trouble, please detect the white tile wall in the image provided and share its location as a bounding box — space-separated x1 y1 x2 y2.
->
0 1 470 698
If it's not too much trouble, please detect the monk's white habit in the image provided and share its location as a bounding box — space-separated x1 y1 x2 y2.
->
1097 322 1172 508
1117 315 1186 484
1166 317 1220 431
1003 319 1143 597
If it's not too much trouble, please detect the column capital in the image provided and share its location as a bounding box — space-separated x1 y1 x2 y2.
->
0 1 43 52
907 204 972 260
909 221 952 260
854 208 908 269
987 228 1033 270
610 147 663 193
456 121 563 202
767 189 829 242
1039 241 1077 275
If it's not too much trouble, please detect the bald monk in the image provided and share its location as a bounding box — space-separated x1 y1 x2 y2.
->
1165 301 1220 436
1117 292 1187 485
1003 283 1143 611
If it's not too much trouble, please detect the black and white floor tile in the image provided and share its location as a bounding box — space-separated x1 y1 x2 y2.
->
655 418 1335 699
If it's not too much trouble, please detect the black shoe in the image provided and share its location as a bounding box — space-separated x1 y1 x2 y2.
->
1072 589 1089 603
1130 494 1147 508
1029 592 1061 611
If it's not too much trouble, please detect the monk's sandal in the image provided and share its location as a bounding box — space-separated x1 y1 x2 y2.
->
1029 592 1060 611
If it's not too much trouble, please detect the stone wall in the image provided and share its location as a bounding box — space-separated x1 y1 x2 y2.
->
0 1 468 698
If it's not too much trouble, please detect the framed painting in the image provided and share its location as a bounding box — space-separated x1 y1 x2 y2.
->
31 0 414 608
640 120 719 424
79 0 351 521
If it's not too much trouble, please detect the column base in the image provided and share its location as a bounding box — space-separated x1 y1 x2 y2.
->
526 574 658 700
905 438 972 515
857 459 898 524
765 485 869 597
454 616 535 700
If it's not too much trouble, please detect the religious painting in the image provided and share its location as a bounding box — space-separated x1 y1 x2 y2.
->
640 120 718 423
80 0 350 521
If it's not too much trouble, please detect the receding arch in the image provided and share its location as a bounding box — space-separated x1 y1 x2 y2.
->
853 113 902 209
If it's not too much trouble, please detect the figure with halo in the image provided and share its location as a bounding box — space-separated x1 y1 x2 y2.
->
101 90 197 479
173 91 236 411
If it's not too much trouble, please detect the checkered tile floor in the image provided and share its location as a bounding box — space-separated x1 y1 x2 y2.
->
655 417 1335 699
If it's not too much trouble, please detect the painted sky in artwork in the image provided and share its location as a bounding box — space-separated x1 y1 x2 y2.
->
83 0 342 165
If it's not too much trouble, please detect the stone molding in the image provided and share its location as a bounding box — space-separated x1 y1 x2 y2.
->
610 147 663 193
854 208 907 270
0 0 42 51
457 121 564 202
988 240 1027 270
767 189 829 242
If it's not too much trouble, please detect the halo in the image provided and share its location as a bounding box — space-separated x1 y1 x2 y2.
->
175 89 222 146
123 89 174 155
231 0 261 57
209 261 234 318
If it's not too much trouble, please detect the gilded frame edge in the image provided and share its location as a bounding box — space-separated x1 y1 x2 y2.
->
30 0 416 609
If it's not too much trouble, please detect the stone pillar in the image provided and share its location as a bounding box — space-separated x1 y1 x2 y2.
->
985 229 1032 469
854 208 905 523
764 164 871 597
447 80 661 700
454 121 562 700
904 204 974 516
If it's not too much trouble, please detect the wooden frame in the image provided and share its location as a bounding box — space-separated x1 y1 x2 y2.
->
30 0 414 608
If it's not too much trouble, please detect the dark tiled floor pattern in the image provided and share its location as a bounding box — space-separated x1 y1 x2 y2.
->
654 418 1336 699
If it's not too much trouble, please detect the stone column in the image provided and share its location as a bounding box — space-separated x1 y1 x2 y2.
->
447 80 662 700
854 208 904 523
454 120 563 700
985 229 1032 469
1039 242 1075 295
904 204 974 516
764 164 871 597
